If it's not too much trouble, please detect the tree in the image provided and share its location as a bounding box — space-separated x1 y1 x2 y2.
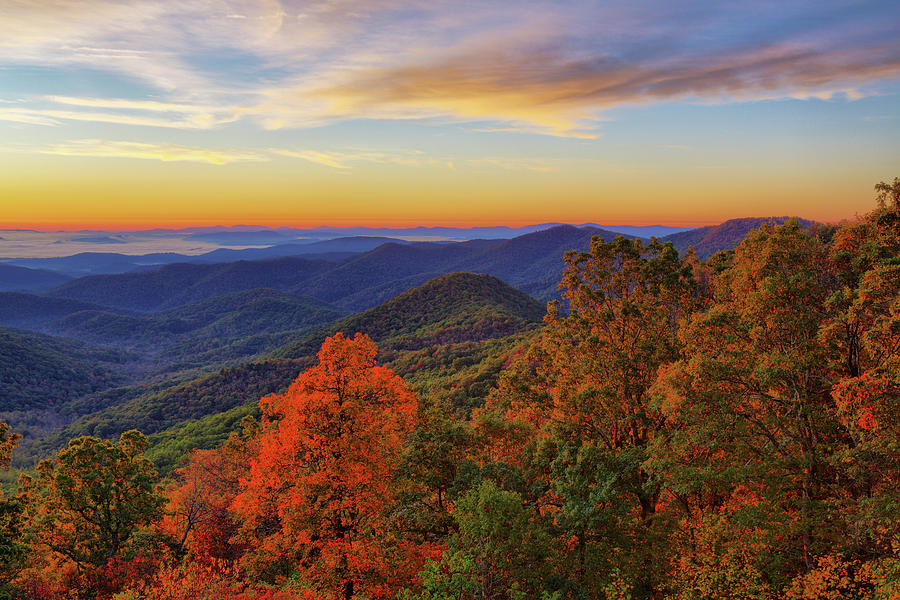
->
233 333 418 599
874 176 900 209
485 236 699 597
404 480 548 600
20 430 164 569
164 415 258 565
658 220 838 569
0 422 24 594
822 186 900 558
651 215 900 596
392 397 478 542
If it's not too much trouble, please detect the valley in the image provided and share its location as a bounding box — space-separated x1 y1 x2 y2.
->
0 209 896 599
0 218 780 472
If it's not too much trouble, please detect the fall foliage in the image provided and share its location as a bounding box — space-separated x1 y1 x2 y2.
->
0 181 897 599
233 332 419 599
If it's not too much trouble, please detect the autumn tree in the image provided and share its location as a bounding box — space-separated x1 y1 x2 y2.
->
164 415 258 565
20 430 164 570
652 214 900 597
484 236 699 597
0 422 24 594
821 183 900 559
404 480 548 600
233 333 418 599
874 176 900 209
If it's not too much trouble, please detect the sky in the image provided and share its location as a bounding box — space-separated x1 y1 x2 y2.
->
0 0 898 229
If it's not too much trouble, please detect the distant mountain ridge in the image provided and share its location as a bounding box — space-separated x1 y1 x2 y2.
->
3 238 426 277
1 223 691 277
48 257 335 311
0 264 71 292
664 216 817 257
30 272 544 467
33 218 814 317
0 293 126 329
0 219 784 279
44 225 629 313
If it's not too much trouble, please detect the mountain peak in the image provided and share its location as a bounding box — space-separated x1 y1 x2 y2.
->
661 216 817 258
275 272 545 358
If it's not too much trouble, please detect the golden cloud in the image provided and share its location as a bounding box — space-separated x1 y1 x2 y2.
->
39 139 266 165
2 2 898 139
293 41 900 137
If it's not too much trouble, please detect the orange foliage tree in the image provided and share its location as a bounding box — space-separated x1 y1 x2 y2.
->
822 185 900 563
482 236 700 596
233 333 418 599
654 209 900 596
655 221 840 577
163 416 259 566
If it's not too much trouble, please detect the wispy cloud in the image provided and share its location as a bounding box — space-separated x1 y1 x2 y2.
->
0 1 898 137
0 112 61 126
270 147 449 169
469 157 558 173
295 39 900 137
45 96 221 114
0 106 234 129
271 149 352 169
0 95 242 129
39 139 266 165
272 147 569 172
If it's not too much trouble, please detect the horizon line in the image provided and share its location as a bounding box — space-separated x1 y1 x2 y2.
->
0 216 826 233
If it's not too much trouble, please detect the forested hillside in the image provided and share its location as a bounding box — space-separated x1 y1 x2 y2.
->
0 293 118 329
0 264 71 292
663 216 818 257
49 257 337 312
0 327 136 412
0 187 896 599
24 273 543 475
275 272 544 356
49 289 347 362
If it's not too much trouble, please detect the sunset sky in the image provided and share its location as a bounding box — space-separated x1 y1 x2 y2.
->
1 0 898 229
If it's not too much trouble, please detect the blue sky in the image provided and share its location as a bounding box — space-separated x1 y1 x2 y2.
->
0 0 898 228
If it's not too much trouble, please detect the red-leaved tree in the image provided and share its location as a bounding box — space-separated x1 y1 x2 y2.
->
233 333 418 599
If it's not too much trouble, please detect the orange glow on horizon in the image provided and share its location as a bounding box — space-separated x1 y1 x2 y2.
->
0 137 884 232
0 216 727 232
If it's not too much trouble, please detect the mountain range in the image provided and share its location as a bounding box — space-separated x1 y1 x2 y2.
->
1 218 812 284
0 215 817 477
21 273 544 475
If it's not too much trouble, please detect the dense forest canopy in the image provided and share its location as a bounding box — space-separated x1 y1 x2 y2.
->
0 179 897 599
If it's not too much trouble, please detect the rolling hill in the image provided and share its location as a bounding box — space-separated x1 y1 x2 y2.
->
294 225 632 307
454 224 630 299
661 217 817 258
49 256 336 311
276 272 545 357
46 288 347 367
0 292 122 329
0 264 71 292
0 326 135 413
28 273 545 473
295 241 486 304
